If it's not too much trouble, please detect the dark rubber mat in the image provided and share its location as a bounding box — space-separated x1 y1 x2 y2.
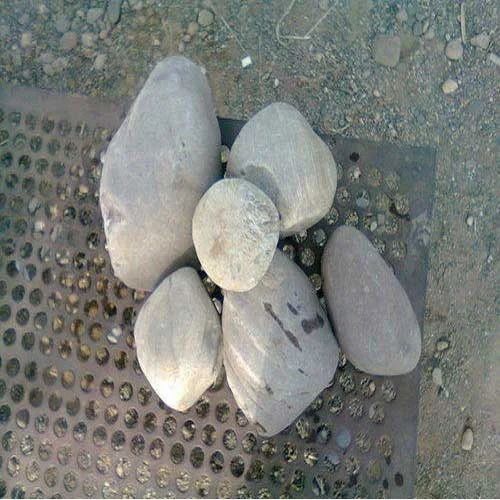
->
0 85 436 498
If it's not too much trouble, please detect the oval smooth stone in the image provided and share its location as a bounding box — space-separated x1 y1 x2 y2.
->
322 225 421 375
135 267 222 411
226 102 337 236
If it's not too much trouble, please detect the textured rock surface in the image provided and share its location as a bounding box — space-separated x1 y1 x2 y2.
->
223 250 339 436
100 56 221 290
226 102 337 236
322 226 421 375
192 178 279 292
135 267 222 412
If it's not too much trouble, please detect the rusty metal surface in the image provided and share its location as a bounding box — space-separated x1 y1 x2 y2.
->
0 86 436 499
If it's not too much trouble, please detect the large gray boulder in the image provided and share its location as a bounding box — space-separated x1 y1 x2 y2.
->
192 178 280 292
223 250 339 436
135 267 222 412
226 102 337 236
100 56 221 291
322 226 421 375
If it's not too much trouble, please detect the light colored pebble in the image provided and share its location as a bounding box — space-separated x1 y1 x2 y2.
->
198 9 214 27
373 35 401 67
470 32 490 50
396 7 408 24
55 15 70 33
432 367 443 386
186 21 199 36
488 53 500 67
39 52 54 64
20 32 32 48
466 215 474 226
241 55 252 68
93 53 107 71
445 39 463 60
436 339 449 351
60 31 78 51
461 428 473 451
87 7 104 24
81 32 95 48
442 78 458 94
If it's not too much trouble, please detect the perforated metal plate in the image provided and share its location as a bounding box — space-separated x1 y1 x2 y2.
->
0 86 436 499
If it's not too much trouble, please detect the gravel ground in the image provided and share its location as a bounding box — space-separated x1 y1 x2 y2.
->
1 0 498 497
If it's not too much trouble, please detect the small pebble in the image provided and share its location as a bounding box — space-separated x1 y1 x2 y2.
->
20 32 32 49
106 0 123 25
182 34 192 43
395 7 408 24
461 428 473 451
470 32 490 50
55 15 70 34
220 144 230 163
93 53 107 71
198 9 214 27
0 24 10 37
81 32 95 48
336 428 351 449
186 21 199 36
442 78 458 94
466 215 474 227
87 7 104 25
424 26 435 40
373 35 401 67
436 339 449 352
273 78 280 88
488 53 500 67
445 39 463 60
412 21 424 37
39 52 54 64
241 55 252 68
60 31 78 51
432 367 443 386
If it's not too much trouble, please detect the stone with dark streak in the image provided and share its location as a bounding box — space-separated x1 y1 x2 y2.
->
222 250 339 436
322 225 421 375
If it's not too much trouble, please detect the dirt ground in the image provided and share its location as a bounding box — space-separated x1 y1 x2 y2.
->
0 0 498 497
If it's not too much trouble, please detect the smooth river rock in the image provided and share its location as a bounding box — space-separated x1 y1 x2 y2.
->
135 267 222 412
192 178 280 292
226 102 337 236
223 250 339 436
100 56 221 291
322 226 421 375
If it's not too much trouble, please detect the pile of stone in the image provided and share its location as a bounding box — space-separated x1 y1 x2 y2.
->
100 56 421 436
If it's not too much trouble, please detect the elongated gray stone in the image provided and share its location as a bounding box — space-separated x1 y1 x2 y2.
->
135 267 222 412
322 226 421 375
226 102 337 236
223 250 339 436
192 178 280 292
100 56 221 291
